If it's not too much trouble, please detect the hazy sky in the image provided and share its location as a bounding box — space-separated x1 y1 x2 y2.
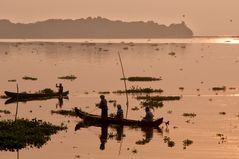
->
1 0 238 36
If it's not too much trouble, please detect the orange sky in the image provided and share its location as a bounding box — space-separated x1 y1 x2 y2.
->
1 0 238 36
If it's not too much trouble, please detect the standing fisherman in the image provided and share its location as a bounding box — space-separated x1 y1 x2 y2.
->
56 83 63 94
99 95 108 119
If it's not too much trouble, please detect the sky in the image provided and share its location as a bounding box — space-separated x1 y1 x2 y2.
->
0 0 238 36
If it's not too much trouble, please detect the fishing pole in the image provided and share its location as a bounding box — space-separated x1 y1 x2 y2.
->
117 51 129 118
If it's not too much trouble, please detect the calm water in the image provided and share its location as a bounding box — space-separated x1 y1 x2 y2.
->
0 38 239 159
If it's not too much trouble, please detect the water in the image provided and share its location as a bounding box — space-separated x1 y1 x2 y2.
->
0 38 239 159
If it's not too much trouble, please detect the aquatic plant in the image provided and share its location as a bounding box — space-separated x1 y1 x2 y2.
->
140 100 163 109
51 109 77 117
131 106 140 111
120 76 161 82
22 76 38 81
0 110 11 114
182 113 196 118
98 91 110 94
212 86 226 91
39 88 54 94
0 95 8 99
0 118 67 151
113 86 163 94
58 75 77 80
183 139 193 149
136 95 181 101
163 136 175 148
168 52 176 56
8 79 16 82
219 112 226 115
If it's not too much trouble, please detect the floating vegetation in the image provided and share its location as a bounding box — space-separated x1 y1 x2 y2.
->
8 79 16 82
39 88 54 94
219 112 226 115
182 113 197 118
120 76 161 82
51 109 77 117
0 110 11 114
113 86 163 94
131 106 140 111
212 86 226 91
229 87 236 90
58 75 77 80
98 91 110 94
167 110 173 114
22 76 38 81
168 52 176 56
123 47 128 50
183 139 193 149
137 95 181 101
0 118 67 151
131 148 138 154
163 136 175 148
0 95 8 99
179 87 184 90
216 133 227 144
140 100 163 109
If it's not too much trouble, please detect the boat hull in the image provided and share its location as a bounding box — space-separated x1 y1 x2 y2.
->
75 107 163 127
4 91 69 99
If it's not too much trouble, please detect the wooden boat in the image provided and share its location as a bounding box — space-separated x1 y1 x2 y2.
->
4 96 69 105
4 91 69 99
74 107 163 127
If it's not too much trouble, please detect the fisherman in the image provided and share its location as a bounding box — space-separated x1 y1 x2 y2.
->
99 95 108 119
142 107 154 122
115 104 124 119
56 83 63 94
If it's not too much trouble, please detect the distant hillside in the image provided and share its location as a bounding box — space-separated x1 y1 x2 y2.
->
0 17 193 38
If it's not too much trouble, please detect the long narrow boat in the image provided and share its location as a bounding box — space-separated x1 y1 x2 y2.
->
75 107 163 127
4 91 69 99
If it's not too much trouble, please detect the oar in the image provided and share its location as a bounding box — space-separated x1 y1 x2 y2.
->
118 52 129 118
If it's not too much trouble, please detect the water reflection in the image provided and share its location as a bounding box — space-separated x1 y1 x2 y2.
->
5 96 68 107
75 121 163 150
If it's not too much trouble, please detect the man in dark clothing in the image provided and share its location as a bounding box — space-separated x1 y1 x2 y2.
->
99 95 108 119
115 104 124 119
142 107 154 122
56 83 63 94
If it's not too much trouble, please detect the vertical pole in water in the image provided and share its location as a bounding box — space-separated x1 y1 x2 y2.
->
118 52 129 118
15 84 19 121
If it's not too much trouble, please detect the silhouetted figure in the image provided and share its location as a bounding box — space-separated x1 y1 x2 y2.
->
99 95 108 119
115 104 124 119
142 107 154 122
115 125 124 141
100 124 108 150
56 96 63 108
56 83 63 94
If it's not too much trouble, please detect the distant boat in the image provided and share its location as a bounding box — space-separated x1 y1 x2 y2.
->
75 107 163 127
4 91 69 99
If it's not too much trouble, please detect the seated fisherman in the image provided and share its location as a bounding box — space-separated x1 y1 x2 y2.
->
115 104 124 119
142 107 154 122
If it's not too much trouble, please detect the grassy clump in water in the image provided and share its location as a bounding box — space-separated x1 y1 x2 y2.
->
8 79 16 82
140 100 163 109
136 95 181 101
212 86 226 91
58 75 77 80
0 95 8 99
164 136 175 147
51 109 77 117
120 76 161 82
39 88 54 94
98 91 110 94
22 76 38 81
113 86 163 94
182 113 196 118
0 118 67 151
0 110 11 114
183 139 193 149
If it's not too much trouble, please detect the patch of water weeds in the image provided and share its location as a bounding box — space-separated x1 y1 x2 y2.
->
0 118 67 151
22 76 38 81
182 113 197 118
136 95 181 101
113 86 163 94
212 86 226 91
120 76 161 82
183 139 193 149
0 110 11 114
51 109 77 117
58 75 77 81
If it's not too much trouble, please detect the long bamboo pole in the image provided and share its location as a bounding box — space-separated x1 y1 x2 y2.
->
118 51 129 118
